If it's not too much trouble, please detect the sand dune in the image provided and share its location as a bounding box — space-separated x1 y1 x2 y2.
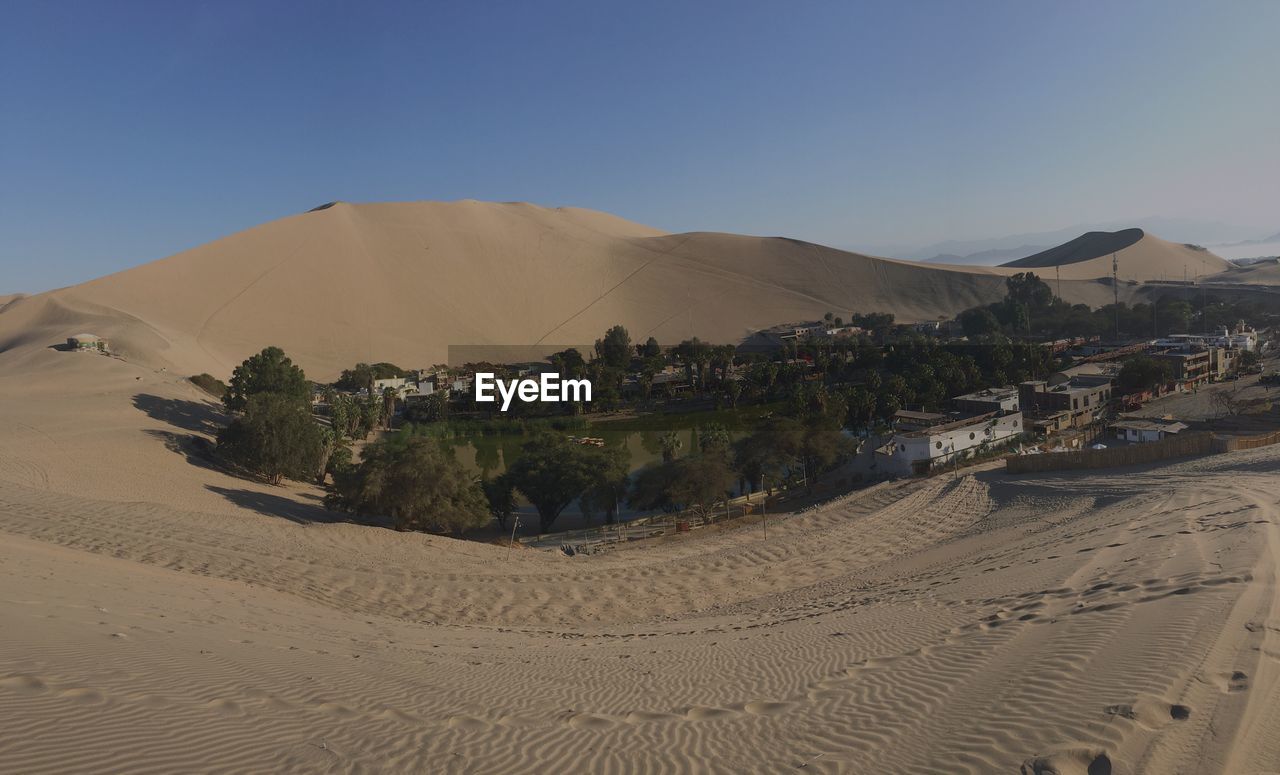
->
2 427 1278 772
2 203 1279 771
1001 228 1232 282
1207 258 1280 286
0 201 1138 381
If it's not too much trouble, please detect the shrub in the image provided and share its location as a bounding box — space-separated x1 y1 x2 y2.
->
190 373 228 399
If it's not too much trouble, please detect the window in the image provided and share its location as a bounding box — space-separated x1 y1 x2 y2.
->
969 432 976 440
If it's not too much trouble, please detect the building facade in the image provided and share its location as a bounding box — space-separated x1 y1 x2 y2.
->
877 411 1024 477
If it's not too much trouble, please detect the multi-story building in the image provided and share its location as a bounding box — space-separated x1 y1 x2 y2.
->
1019 375 1113 434
952 386 1020 415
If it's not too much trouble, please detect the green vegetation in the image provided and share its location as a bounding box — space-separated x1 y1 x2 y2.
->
216 392 324 484
334 362 408 393
223 346 310 412
327 436 489 533
504 434 616 532
189 373 227 399
1117 356 1173 394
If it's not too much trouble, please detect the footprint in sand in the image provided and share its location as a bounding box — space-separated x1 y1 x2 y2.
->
567 713 619 730
1227 671 1249 693
0 674 48 694
744 700 795 716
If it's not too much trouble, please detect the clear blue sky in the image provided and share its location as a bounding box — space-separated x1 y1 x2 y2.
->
3 0 1278 292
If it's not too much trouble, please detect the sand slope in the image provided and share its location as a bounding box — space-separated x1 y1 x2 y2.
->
1001 228 1231 282
1 253 1279 771
2 439 1278 772
0 201 1136 380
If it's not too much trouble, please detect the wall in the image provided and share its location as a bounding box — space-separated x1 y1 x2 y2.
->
1005 432 1214 474
883 413 1023 476
1213 430 1280 453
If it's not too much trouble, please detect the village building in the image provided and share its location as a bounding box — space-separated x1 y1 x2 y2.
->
1110 418 1189 443
1019 374 1113 435
1152 348 1213 387
877 410 1024 477
952 386 1020 415
66 333 106 352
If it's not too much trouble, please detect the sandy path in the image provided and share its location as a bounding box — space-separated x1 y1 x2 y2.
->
2 445 1278 773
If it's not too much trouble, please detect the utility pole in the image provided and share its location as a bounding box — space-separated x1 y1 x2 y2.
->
1056 264 1062 301
1112 253 1120 342
760 474 767 540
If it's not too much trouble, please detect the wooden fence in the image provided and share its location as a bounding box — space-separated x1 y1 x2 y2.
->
1213 429 1280 453
1004 432 1214 474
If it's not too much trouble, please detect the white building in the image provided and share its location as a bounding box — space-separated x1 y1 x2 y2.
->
877 412 1024 477
372 377 417 399
1153 325 1258 353
1111 419 1188 443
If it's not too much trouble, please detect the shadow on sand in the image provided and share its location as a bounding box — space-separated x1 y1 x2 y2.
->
133 393 225 435
205 485 384 527
144 429 222 471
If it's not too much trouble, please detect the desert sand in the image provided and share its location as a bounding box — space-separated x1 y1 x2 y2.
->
1002 229 1231 282
2 316 1280 774
2 203 1278 773
0 201 1166 381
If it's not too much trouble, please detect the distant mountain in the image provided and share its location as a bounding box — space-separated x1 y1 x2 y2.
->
920 246 1047 266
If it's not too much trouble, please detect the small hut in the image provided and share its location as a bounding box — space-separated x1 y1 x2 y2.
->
67 333 106 352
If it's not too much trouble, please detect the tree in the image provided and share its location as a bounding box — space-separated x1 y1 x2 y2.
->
697 424 731 458
1210 386 1245 418
1005 272 1054 310
578 444 630 524
223 346 311 412
960 307 1001 338
505 434 601 532
481 472 517 530
595 325 633 370
327 436 489 533
638 336 662 358
335 362 407 393
629 455 735 516
217 392 324 484
1118 355 1172 394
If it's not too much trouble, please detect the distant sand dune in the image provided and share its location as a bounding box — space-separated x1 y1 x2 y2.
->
1001 228 1231 282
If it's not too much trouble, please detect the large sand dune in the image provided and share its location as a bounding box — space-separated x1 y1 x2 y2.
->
0 201 1136 381
1002 228 1232 282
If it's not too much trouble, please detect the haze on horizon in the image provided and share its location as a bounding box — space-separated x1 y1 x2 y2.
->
2 0 1278 293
